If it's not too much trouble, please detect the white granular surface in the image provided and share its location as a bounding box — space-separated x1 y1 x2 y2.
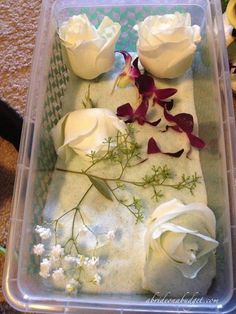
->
44 56 207 294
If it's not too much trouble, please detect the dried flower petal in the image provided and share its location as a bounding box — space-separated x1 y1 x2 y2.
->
117 98 160 126
147 137 184 157
164 109 206 150
147 137 161 154
187 133 206 149
135 74 177 104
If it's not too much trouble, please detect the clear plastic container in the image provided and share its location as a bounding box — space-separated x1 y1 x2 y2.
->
3 0 236 313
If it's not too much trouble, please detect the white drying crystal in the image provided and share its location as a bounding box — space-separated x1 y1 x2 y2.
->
33 243 45 256
65 278 81 294
92 273 102 286
35 225 52 240
39 258 51 278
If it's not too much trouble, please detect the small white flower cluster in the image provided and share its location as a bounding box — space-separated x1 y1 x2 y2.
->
33 224 104 294
35 225 51 240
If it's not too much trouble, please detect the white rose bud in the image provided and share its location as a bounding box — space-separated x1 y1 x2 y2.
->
58 14 121 79
143 199 219 297
134 12 201 79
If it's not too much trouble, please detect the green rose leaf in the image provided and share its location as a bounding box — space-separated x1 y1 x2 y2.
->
88 175 113 201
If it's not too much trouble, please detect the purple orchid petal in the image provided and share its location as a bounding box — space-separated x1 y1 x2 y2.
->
134 98 149 117
165 149 184 158
174 113 194 133
147 137 161 154
116 50 132 65
147 137 184 157
132 57 139 70
158 99 174 111
135 74 156 97
155 88 177 100
187 133 206 149
164 109 176 123
146 118 161 126
169 125 183 133
117 103 134 117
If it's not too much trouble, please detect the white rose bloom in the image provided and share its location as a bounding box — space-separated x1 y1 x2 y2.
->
35 225 51 240
58 14 121 79
33 243 45 256
143 199 219 296
39 258 51 279
134 12 201 78
51 108 127 161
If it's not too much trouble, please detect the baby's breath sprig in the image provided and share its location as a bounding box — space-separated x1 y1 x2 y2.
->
56 128 201 224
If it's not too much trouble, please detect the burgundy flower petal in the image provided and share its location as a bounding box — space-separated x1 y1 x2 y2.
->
155 88 177 100
135 74 156 97
164 109 176 123
158 99 174 111
187 133 206 149
132 57 139 70
147 137 161 154
174 113 194 133
169 125 183 133
117 103 134 117
165 149 184 158
116 50 132 65
134 98 149 118
146 118 161 126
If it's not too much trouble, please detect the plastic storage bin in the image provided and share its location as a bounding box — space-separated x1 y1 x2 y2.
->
3 0 236 313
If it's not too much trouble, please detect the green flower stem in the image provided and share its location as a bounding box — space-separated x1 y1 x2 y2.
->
53 184 94 254
107 184 136 217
